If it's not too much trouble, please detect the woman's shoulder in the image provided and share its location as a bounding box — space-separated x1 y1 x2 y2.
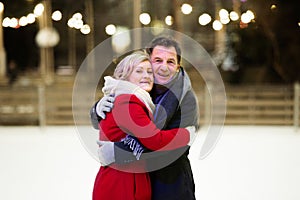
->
115 94 143 104
113 94 150 115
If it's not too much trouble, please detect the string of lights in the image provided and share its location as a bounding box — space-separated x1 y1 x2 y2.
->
2 1 299 36
0 2 90 35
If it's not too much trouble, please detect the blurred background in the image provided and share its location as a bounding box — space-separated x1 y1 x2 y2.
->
0 0 299 126
1 1 300 200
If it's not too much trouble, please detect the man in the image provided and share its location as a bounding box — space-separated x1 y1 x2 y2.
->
91 36 199 199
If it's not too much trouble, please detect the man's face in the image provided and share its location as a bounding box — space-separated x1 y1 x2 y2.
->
150 45 179 84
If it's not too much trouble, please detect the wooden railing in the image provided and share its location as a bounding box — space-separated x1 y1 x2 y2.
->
0 86 39 125
294 82 300 129
1 82 300 128
0 84 97 126
223 85 294 125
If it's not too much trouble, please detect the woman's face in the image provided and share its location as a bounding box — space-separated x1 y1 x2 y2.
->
128 60 154 92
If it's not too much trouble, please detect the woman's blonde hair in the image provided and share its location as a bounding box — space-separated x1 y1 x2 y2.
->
113 51 150 80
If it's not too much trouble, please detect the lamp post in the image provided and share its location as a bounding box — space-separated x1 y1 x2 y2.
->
67 26 76 70
35 0 56 85
0 2 7 82
214 0 226 65
133 0 141 49
85 0 95 72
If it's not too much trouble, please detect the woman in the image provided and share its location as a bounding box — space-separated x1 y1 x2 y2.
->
93 51 193 200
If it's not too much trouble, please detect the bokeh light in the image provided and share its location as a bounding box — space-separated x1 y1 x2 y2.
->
0 2 4 13
212 20 223 31
165 15 173 26
241 10 255 24
80 24 91 35
52 10 62 21
198 13 212 26
19 16 28 26
139 13 151 25
34 3 44 17
105 24 116 35
27 13 36 24
229 11 239 21
181 3 193 15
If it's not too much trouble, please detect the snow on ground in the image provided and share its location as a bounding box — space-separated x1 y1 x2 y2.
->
0 126 299 200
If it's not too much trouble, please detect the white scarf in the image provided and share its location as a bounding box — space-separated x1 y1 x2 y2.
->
102 76 155 113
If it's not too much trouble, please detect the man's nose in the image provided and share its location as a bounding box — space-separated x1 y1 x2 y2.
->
159 63 168 70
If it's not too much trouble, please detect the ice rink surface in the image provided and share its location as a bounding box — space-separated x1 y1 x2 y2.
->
1 125 300 200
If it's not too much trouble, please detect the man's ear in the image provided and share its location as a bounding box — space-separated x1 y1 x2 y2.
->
176 65 180 72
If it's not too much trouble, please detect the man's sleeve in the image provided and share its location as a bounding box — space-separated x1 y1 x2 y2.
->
114 135 171 164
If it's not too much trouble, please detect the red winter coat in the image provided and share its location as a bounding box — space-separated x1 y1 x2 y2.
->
93 94 190 200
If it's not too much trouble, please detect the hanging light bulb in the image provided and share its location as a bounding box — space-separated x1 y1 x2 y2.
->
198 13 212 26
139 13 151 25
212 20 223 31
181 3 192 15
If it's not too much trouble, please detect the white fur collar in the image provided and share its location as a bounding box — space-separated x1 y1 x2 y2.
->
102 76 155 113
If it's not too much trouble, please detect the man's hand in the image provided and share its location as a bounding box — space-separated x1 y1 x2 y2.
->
95 95 115 119
97 140 115 166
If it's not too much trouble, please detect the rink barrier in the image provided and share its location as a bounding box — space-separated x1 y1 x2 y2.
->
0 84 96 126
197 83 300 127
39 84 96 125
0 83 299 127
0 86 39 125
294 82 300 130
226 84 296 125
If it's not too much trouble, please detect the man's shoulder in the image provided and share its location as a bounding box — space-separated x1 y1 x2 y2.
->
182 89 197 102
